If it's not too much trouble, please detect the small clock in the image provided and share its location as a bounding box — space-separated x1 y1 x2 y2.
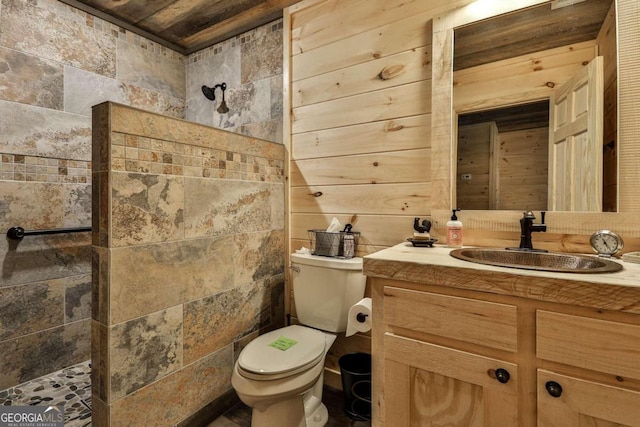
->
589 230 624 257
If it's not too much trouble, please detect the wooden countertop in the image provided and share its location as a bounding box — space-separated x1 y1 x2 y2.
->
364 243 640 314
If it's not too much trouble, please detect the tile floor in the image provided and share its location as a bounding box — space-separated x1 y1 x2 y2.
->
0 362 370 427
0 360 92 427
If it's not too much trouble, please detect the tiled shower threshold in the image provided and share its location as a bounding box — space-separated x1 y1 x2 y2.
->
0 360 92 426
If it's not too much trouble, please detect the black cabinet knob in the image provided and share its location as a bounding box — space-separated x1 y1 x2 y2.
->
545 381 563 398
495 368 511 384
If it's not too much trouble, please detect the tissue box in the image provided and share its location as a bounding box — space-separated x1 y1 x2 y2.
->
308 229 360 257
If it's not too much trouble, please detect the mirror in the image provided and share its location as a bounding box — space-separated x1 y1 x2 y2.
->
451 0 616 212
431 0 640 240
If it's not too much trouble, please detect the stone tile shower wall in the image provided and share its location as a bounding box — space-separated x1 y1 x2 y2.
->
0 0 185 390
92 103 285 426
186 20 284 144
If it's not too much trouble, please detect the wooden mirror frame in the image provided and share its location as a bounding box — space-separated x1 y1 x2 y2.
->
431 0 640 250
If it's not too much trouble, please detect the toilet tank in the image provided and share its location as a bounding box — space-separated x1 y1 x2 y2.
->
290 253 366 333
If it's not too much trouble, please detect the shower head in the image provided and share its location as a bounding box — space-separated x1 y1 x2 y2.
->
201 85 216 100
201 82 229 113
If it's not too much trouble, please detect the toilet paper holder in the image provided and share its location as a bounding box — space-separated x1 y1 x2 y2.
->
346 297 372 337
356 313 368 323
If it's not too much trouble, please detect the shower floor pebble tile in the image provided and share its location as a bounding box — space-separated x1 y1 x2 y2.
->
0 360 92 426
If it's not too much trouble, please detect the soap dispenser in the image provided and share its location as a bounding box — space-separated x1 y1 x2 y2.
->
446 208 463 247
342 224 355 258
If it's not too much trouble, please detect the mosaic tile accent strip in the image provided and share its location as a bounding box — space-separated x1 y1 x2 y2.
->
111 132 284 182
187 19 283 65
0 360 92 427
0 154 92 183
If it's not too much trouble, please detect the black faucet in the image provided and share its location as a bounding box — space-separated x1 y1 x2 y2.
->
515 211 547 252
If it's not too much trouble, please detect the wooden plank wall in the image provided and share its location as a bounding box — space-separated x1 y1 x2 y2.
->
617 1 640 213
453 41 597 114
287 0 484 256
285 0 476 388
456 123 548 211
498 127 548 211
456 122 495 210
289 4 435 256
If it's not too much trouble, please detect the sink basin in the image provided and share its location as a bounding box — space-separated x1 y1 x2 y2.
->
450 248 623 274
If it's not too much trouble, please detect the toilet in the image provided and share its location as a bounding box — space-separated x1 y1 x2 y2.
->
231 253 367 427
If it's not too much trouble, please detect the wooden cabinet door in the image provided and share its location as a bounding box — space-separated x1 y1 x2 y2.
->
384 333 518 426
538 370 640 427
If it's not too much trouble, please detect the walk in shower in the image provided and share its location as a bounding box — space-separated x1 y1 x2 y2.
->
0 219 92 425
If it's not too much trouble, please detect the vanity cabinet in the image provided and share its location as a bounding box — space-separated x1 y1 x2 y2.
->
366 249 640 427
536 311 640 426
381 286 520 426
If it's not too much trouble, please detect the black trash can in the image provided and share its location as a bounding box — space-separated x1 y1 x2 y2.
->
338 352 372 421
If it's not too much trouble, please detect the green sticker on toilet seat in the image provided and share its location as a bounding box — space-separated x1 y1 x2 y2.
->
269 336 298 351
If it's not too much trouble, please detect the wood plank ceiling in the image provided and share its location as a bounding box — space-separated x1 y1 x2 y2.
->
60 0 301 54
454 0 613 71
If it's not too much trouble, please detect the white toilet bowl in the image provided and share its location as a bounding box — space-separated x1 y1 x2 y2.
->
231 254 366 426
231 325 337 427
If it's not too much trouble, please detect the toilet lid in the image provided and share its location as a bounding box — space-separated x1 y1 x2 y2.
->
238 325 327 376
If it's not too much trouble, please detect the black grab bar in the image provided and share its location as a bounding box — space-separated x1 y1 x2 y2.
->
6 226 92 240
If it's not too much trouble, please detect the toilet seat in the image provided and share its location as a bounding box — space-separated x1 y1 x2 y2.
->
238 325 327 381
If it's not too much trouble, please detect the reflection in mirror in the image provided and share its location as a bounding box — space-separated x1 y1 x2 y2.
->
457 101 549 210
452 0 617 212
